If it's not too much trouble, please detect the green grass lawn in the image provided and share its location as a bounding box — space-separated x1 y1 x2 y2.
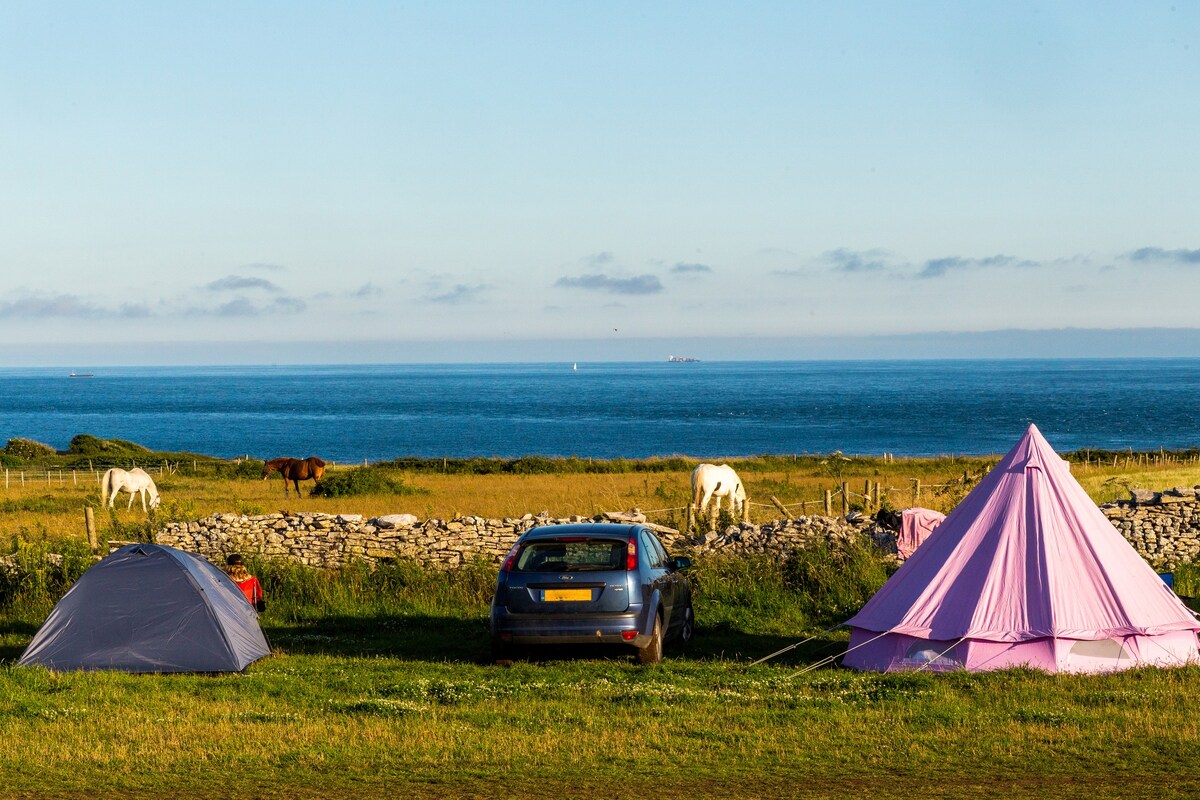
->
3 553 1200 799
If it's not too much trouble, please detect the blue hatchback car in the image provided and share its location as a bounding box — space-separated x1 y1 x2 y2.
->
489 523 695 663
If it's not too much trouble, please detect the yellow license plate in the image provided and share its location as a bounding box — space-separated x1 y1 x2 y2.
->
544 589 591 602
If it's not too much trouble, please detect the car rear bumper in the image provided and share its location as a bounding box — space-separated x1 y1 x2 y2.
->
490 607 653 647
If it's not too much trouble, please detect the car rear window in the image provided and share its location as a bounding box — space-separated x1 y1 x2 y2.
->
514 539 626 572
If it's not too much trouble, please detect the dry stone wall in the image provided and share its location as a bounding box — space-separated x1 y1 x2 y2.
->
153 509 871 569
1101 486 1200 570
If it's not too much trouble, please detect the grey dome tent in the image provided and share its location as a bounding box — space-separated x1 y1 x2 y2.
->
19 543 270 673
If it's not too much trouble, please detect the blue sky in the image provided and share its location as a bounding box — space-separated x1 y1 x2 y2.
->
2 2 1198 364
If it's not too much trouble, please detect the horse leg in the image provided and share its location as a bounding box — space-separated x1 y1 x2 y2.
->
140 489 147 512
127 490 135 510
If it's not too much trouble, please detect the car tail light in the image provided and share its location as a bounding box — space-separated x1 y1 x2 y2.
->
621 630 638 641
501 542 521 573
626 537 637 571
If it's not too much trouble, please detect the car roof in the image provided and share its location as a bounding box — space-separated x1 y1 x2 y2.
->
521 523 643 541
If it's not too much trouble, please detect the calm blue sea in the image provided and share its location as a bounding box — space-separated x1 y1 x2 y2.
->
1 360 1199 461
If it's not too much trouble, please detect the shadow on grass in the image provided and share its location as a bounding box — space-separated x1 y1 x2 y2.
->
260 612 848 667
263 613 490 662
0 620 39 662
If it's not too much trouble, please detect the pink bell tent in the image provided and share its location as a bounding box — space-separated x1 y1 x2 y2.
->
843 424 1200 673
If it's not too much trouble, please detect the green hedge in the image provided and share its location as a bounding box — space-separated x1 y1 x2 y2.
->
310 467 427 498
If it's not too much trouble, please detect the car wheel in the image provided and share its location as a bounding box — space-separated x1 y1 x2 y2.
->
678 605 695 645
491 637 513 662
637 614 664 665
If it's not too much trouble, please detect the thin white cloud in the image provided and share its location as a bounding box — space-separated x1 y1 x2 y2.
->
190 295 307 317
671 262 713 274
1127 247 1200 265
428 284 491 304
0 294 153 320
821 248 894 273
205 275 282 292
918 254 1039 279
555 274 663 295
352 282 383 298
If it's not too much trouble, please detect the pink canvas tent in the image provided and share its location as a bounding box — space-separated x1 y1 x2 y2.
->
844 425 1200 673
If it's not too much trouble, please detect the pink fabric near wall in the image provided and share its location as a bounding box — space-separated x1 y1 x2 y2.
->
897 507 946 559
846 425 1200 649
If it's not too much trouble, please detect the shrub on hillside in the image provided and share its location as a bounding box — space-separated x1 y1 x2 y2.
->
3 438 57 460
310 467 427 498
214 459 265 479
68 434 151 456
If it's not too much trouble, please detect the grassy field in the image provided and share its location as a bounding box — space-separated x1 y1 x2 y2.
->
3 552 1200 799
4 450 1200 798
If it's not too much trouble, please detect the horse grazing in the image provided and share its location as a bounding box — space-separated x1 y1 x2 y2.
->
691 463 746 517
262 456 327 496
101 467 161 511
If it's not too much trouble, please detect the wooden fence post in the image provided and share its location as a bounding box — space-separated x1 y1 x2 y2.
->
824 489 832 516
912 479 921 506
770 496 794 520
841 482 849 516
85 507 98 554
685 505 695 537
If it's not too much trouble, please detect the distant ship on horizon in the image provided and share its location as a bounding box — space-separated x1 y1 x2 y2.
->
667 355 699 363
68 372 95 378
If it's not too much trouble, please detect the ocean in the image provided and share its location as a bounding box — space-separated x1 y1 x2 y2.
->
1 360 1198 461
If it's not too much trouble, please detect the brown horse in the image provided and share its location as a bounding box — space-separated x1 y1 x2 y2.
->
262 456 327 496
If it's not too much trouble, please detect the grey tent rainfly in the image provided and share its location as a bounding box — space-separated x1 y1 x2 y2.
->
19 543 270 673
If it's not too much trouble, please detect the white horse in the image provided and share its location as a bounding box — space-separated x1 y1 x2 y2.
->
101 467 161 511
691 463 746 517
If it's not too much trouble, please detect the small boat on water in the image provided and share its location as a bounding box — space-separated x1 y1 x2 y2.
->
572 362 578 371
667 355 699 363
68 372 95 378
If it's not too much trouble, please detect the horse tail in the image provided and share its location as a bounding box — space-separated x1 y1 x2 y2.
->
100 469 114 504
